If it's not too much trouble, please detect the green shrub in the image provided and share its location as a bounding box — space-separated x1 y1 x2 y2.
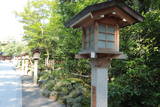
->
52 78 90 106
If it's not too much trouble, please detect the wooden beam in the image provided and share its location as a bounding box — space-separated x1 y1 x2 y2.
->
113 8 136 24
91 8 114 20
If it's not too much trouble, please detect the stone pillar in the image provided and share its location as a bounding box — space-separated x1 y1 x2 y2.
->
22 57 25 75
33 59 39 84
17 58 21 68
24 59 29 75
28 62 33 76
91 58 111 107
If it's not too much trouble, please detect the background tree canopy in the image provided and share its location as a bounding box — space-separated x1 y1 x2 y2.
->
14 0 160 106
0 41 28 56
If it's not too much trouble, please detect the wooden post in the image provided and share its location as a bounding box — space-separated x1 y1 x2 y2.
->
91 58 111 107
33 59 39 84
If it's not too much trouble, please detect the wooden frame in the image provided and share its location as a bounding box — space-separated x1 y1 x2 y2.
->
97 23 116 49
83 24 95 51
79 20 121 59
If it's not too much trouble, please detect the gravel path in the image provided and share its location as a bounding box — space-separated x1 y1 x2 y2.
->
0 61 22 107
22 75 65 107
0 61 65 107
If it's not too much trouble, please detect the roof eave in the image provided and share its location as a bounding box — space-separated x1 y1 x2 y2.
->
65 1 144 28
65 1 115 28
116 3 144 22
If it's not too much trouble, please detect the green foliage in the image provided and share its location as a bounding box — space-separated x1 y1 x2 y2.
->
0 41 28 56
108 10 160 107
17 0 160 106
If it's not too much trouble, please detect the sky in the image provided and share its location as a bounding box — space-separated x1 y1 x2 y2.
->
0 0 28 42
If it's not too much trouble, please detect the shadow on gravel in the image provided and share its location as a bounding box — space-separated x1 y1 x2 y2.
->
22 76 65 107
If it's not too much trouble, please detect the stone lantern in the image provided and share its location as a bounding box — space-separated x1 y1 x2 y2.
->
33 49 41 60
65 0 144 107
32 49 41 84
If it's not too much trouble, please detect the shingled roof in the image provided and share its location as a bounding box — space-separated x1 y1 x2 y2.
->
65 0 144 28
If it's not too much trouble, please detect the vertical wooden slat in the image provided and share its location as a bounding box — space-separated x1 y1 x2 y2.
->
89 25 91 49
116 25 119 51
82 27 85 50
92 86 96 107
94 22 98 52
